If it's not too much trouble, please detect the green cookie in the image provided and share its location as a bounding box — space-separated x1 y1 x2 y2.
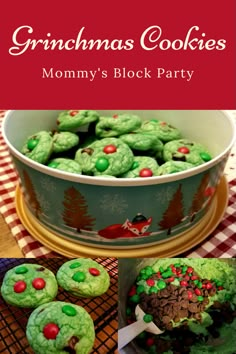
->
1 263 58 308
138 119 182 142
75 137 134 176
121 156 159 178
120 133 163 153
56 258 110 298
26 301 95 354
157 161 195 175
52 132 79 153
56 110 99 132
21 131 53 164
95 113 142 138
47 158 82 174
163 139 212 166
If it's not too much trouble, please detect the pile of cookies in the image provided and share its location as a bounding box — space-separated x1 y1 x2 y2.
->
21 110 212 178
1 258 110 354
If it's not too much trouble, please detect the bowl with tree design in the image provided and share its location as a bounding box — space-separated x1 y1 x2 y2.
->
2 110 235 251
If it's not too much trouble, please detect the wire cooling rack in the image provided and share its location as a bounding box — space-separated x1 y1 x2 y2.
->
0 257 118 354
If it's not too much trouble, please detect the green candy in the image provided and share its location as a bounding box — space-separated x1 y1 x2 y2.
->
69 262 81 269
138 332 147 339
215 280 223 287
182 266 188 273
149 286 158 294
131 161 139 170
130 294 140 303
95 157 109 172
148 345 157 354
157 280 166 289
199 152 212 161
126 307 132 316
15 266 28 274
161 270 172 279
137 285 145 294
197 281 203 288
174 263 181 267
48 161 60 168
27 138 39 150
145 266 154 276
62 304 77 316
72 271 86 282
197 296 204 302
140 273 149 280
143 314 153 323
225 293 232 301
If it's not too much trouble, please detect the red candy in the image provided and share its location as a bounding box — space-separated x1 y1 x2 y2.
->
183 275 190 281
218 286 224 290
89 268 100 276
14 280 26 293
69 110 78 116
187 290 193 300
146 279 155 287
139 168 153 177
206 282 213 290
180 280 188 287
146 337 155 347
167 277 175 282
113 114 118 118
32 278 46 290
187 267 193 273
191 275 198 281
128 286 136 297
103 145 117 154
177 146 190 154
194 288 201 296
43 323 60 340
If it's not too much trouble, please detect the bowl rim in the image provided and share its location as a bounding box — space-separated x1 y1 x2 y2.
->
2 110 236 187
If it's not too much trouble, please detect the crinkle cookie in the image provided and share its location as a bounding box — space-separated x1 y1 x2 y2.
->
163 139 212 165
75 137 134 176
26 301 95 354
157 161 195 175
52 132 79 153
95 113 142 138
21 131 53 164
121 156 159 178
120 133 163 154
56 258 110 298
1 263 58 308
47 158 82 174
138 119 182 142
56 110 100 132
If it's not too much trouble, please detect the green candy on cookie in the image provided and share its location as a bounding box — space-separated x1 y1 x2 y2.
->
26 301 95 354
56 258 110 298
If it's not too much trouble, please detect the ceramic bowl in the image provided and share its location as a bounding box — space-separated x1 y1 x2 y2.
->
2 110 235 249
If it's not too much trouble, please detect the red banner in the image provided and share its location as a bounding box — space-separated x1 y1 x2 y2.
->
0 0 235 108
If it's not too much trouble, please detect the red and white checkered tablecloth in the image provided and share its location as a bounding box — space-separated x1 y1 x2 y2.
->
0 110 236 258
